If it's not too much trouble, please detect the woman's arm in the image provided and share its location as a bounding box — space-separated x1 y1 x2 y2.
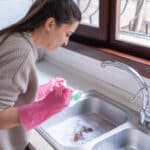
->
0 78 72 130
0 107 20 129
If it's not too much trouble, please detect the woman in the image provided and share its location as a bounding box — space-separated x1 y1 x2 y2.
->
0 0 81 150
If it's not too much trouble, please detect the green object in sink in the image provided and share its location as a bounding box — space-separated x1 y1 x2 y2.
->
71 90 82 102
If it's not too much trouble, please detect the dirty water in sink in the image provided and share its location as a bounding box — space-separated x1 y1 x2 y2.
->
47 113 116 146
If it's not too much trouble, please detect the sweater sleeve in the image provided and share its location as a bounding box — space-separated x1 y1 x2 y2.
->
0 79 20 111
0 33 38 111
0 51 31 111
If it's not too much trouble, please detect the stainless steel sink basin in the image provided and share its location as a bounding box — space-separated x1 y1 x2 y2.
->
92 128 150 150
37 90 128 150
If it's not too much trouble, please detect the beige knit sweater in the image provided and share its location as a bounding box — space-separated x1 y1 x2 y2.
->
0 32 38 150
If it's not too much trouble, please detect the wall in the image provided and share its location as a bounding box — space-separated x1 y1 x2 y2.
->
44 47 150 110
0 0 32 29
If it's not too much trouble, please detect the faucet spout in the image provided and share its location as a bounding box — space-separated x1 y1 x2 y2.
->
101 61 150 125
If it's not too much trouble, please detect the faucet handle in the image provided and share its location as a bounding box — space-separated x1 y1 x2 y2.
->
131 86 150 103
145 107 150 121
143 108 150 130
140 110 145 125
140 107 150 127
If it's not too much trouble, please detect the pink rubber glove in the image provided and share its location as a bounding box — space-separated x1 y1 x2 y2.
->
17 78 73 131
37 78 66 101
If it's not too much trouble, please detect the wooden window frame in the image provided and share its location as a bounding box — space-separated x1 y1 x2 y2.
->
65 0 150 78
110 0 150 59
75 0 109 41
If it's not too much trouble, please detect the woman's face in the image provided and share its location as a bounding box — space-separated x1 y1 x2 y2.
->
35 18 79 51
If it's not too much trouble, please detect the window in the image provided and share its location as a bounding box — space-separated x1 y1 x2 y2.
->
119 0 150 47
73 0 109 41
75 0 99 27
71 0 150 60
111 0 150 59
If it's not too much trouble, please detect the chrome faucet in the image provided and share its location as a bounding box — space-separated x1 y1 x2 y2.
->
101 60 150 126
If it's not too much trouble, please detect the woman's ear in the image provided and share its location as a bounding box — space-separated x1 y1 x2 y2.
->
44 17 56 32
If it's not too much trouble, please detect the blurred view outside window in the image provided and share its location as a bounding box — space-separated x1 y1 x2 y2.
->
74 0 99 27
118 0 150 48
74 0 150 48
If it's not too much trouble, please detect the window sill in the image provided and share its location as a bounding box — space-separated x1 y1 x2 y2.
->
65 41 150 78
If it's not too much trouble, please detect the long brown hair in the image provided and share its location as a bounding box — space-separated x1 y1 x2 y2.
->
0 0 81 43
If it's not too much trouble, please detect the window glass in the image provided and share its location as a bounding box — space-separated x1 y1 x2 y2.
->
74 0 99 27
117 0 150 48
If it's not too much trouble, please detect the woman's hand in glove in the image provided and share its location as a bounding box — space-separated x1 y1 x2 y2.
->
37 77 66 101
17 78 73 130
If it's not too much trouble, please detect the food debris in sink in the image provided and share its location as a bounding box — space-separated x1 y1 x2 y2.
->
74 126 93 142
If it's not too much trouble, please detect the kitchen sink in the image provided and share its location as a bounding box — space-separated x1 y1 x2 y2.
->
92 128 150 150
37 90 128 150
